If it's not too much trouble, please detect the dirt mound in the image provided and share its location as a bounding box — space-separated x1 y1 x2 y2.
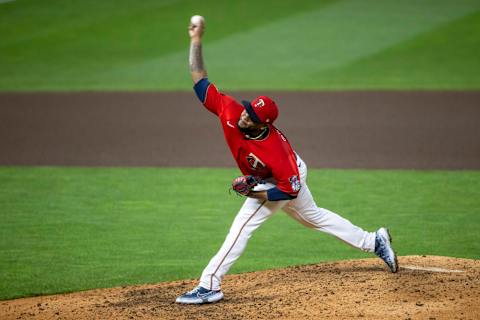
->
1 256 478 320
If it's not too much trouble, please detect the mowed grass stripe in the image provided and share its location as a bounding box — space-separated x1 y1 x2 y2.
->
0 167 479 300
311 10 480 89
69 0 480 90
0 0 330 91
2 0 480 90
203 0 480 89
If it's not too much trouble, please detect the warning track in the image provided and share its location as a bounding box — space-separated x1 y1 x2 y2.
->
0 91 479 169
0 256 478 320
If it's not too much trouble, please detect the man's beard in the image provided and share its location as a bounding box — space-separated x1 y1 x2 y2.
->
238 124 250 134
238 124 269 140
238 124 259 135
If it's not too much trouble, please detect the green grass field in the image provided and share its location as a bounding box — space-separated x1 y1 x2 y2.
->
1 0 480 90
1 167 479 300
1 0 479 302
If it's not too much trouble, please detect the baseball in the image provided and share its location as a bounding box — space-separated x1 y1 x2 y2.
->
190 15 205 26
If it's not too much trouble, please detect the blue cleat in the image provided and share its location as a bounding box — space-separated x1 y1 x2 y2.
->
374 227 398 273
175 286 224 304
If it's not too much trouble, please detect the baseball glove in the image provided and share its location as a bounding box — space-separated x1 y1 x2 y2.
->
232 175 261 196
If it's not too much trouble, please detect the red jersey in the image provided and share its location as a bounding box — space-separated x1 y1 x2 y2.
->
201 82 300 196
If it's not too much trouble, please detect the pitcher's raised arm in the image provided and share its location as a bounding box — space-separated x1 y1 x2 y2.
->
188 15 207 84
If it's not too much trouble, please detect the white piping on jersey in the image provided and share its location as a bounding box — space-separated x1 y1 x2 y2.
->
245 126 269 141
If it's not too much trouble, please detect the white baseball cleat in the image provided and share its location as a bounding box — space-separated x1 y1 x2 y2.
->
176 286 224 304
374 227 398 273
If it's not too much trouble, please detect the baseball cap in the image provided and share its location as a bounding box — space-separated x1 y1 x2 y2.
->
241 96 279 124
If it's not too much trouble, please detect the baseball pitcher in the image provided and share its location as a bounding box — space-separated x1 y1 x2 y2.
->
176 16 398 304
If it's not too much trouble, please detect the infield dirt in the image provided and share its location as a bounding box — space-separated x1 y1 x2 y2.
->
0 256 478 320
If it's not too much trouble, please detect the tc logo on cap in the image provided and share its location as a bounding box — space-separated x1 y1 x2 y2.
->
241 96 279 124
254 99 265 108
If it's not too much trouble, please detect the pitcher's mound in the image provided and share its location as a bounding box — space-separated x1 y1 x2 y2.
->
1 255 478 319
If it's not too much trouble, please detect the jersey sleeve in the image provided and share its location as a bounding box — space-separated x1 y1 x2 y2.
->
193 78 227 116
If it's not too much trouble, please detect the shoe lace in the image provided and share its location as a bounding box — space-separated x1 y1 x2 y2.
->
187 286 201 295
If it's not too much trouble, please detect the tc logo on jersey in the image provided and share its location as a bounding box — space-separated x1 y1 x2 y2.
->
254 99 265 108
289 175 301 192
246 152 266 170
